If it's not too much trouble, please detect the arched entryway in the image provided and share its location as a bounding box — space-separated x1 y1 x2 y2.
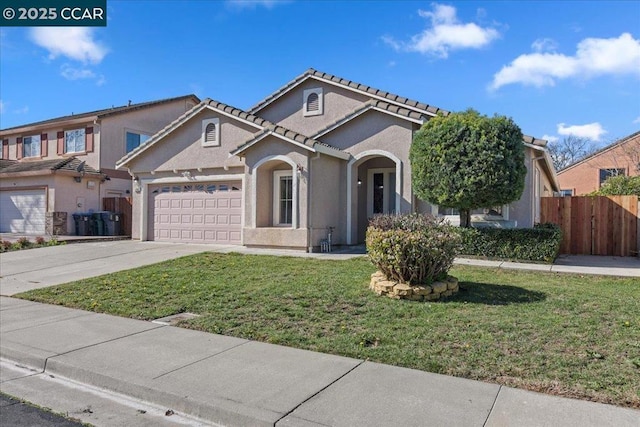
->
346 150 402 244
252 155 298 229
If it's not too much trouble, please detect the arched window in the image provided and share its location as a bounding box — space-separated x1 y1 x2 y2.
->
201 118 220 146
306 92 319 112
303 88 323 117
205 123 217 144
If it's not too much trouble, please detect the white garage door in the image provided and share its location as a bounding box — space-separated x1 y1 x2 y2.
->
0 189 46 234
150 182 242 244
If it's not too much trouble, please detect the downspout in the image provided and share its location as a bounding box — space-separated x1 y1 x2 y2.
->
307 151 321 252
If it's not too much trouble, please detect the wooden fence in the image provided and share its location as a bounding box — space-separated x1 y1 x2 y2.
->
102 197 132 236
541 195 638 257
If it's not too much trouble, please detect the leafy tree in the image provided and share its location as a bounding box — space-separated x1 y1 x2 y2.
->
593 175 640 196
547 136 599 171
410 109 526 228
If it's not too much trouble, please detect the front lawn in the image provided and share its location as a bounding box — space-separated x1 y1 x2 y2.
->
17 253 639 408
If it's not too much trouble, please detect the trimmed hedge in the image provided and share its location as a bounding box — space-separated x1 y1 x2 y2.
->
366 214 461 285
456 223 562 263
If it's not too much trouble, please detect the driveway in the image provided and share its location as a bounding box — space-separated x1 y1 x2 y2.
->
0 241 219 296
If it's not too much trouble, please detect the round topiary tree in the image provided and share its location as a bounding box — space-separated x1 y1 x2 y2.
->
366 214 461 285
410 109 527 227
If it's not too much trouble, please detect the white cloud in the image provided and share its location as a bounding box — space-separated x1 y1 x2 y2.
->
29 27 107 64
491 33 640 90
226 0 289 9
61 64 96 80
383 3 500 58
542 134 559 143
633 116 640 124
531 38 558 53
557 122 607 141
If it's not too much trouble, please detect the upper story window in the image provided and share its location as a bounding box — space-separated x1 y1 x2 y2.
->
599 168 625 186
23 135 41 158
559 189 573 197
202 118 220 147
126 131 151 153
303 88 323 117
65 128 85 153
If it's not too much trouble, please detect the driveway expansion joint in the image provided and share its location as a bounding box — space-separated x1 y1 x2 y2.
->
483 384 502 427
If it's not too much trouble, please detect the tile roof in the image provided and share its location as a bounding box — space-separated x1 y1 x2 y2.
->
0 157 103 176
522 135 548 147
249 68 449 116
0 94 200 133
313 99 428 139
232 123 346 159
557 129 640 173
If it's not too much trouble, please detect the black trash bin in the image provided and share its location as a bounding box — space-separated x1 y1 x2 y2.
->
104 212 121 236
92 212 106 236
72 213 91 236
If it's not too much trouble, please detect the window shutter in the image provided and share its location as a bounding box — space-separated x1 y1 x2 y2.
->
57 131 65 154
2 139 8 159
205 123 217 143
307 93 319 112
16 137 23 159
85 127 94 152
41 133 48 157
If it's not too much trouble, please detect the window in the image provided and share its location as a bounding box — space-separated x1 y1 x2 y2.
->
65 129 85 153
303 88 323 117
126 131 151 153
559 189 573 197
273 170 293 226
23 135 41 158
202 118 220 147
599 168 625 186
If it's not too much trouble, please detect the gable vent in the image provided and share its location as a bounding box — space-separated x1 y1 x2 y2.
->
307 92 319 112
205 123 217 143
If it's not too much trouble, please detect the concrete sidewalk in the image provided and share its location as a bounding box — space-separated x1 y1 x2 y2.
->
1 297 638 427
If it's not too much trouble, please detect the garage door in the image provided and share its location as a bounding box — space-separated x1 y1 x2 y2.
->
0 189 46 234
150 182 242 244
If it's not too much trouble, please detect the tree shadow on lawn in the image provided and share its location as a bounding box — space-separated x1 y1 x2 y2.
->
448 282 546 305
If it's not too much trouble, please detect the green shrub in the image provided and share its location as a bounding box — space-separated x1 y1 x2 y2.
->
1 240 12 253
35 236 46 245
593 175 640 196
15 237 32 249
456 223 562 263
366 214 461 285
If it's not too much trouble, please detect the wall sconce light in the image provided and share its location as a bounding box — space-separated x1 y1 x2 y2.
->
357 177 362 186
73 176 82 183
133 176 141 193
297 165 304 175
182 171 192 179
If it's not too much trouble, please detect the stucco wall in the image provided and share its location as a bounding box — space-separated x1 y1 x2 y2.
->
557 133 640 195
100 98 197 169
308 154 345 248
125 109 252 173
257 79 370 137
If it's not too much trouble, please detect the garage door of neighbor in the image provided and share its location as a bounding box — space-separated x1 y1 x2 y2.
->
149 182 242 244
0 189 46 234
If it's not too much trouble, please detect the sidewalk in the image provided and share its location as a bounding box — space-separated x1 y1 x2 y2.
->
1 297 638 427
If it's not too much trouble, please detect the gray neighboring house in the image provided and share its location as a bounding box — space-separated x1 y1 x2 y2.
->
116 69 559 251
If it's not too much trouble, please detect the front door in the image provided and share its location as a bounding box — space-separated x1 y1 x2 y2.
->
367 168 396 217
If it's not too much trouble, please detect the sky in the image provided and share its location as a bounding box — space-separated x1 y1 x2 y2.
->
1 0 639 147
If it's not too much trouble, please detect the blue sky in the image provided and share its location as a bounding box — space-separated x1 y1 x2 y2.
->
1 0 639 146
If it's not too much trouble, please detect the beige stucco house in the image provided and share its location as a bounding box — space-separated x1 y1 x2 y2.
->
116 69 559 251
0 95 199 235
557 130 640 195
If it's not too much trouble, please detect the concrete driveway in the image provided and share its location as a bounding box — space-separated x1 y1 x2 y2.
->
0 241 219 296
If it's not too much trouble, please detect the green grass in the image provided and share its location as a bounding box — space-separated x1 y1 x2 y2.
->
16 253 640 408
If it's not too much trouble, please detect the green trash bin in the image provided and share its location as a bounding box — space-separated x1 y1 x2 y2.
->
92 212 105 236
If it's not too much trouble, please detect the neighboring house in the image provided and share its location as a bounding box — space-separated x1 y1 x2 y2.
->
557 130 640 195
0 95 200 235
116 69 559 251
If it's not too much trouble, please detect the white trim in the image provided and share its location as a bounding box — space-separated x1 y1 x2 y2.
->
273 170 294 226
251 155 298 229
201 118 220 147
140 173 244 242
346 149 402 244
303 88 323 117
367 168 396 217
313 105 423 140
252 74 437 118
